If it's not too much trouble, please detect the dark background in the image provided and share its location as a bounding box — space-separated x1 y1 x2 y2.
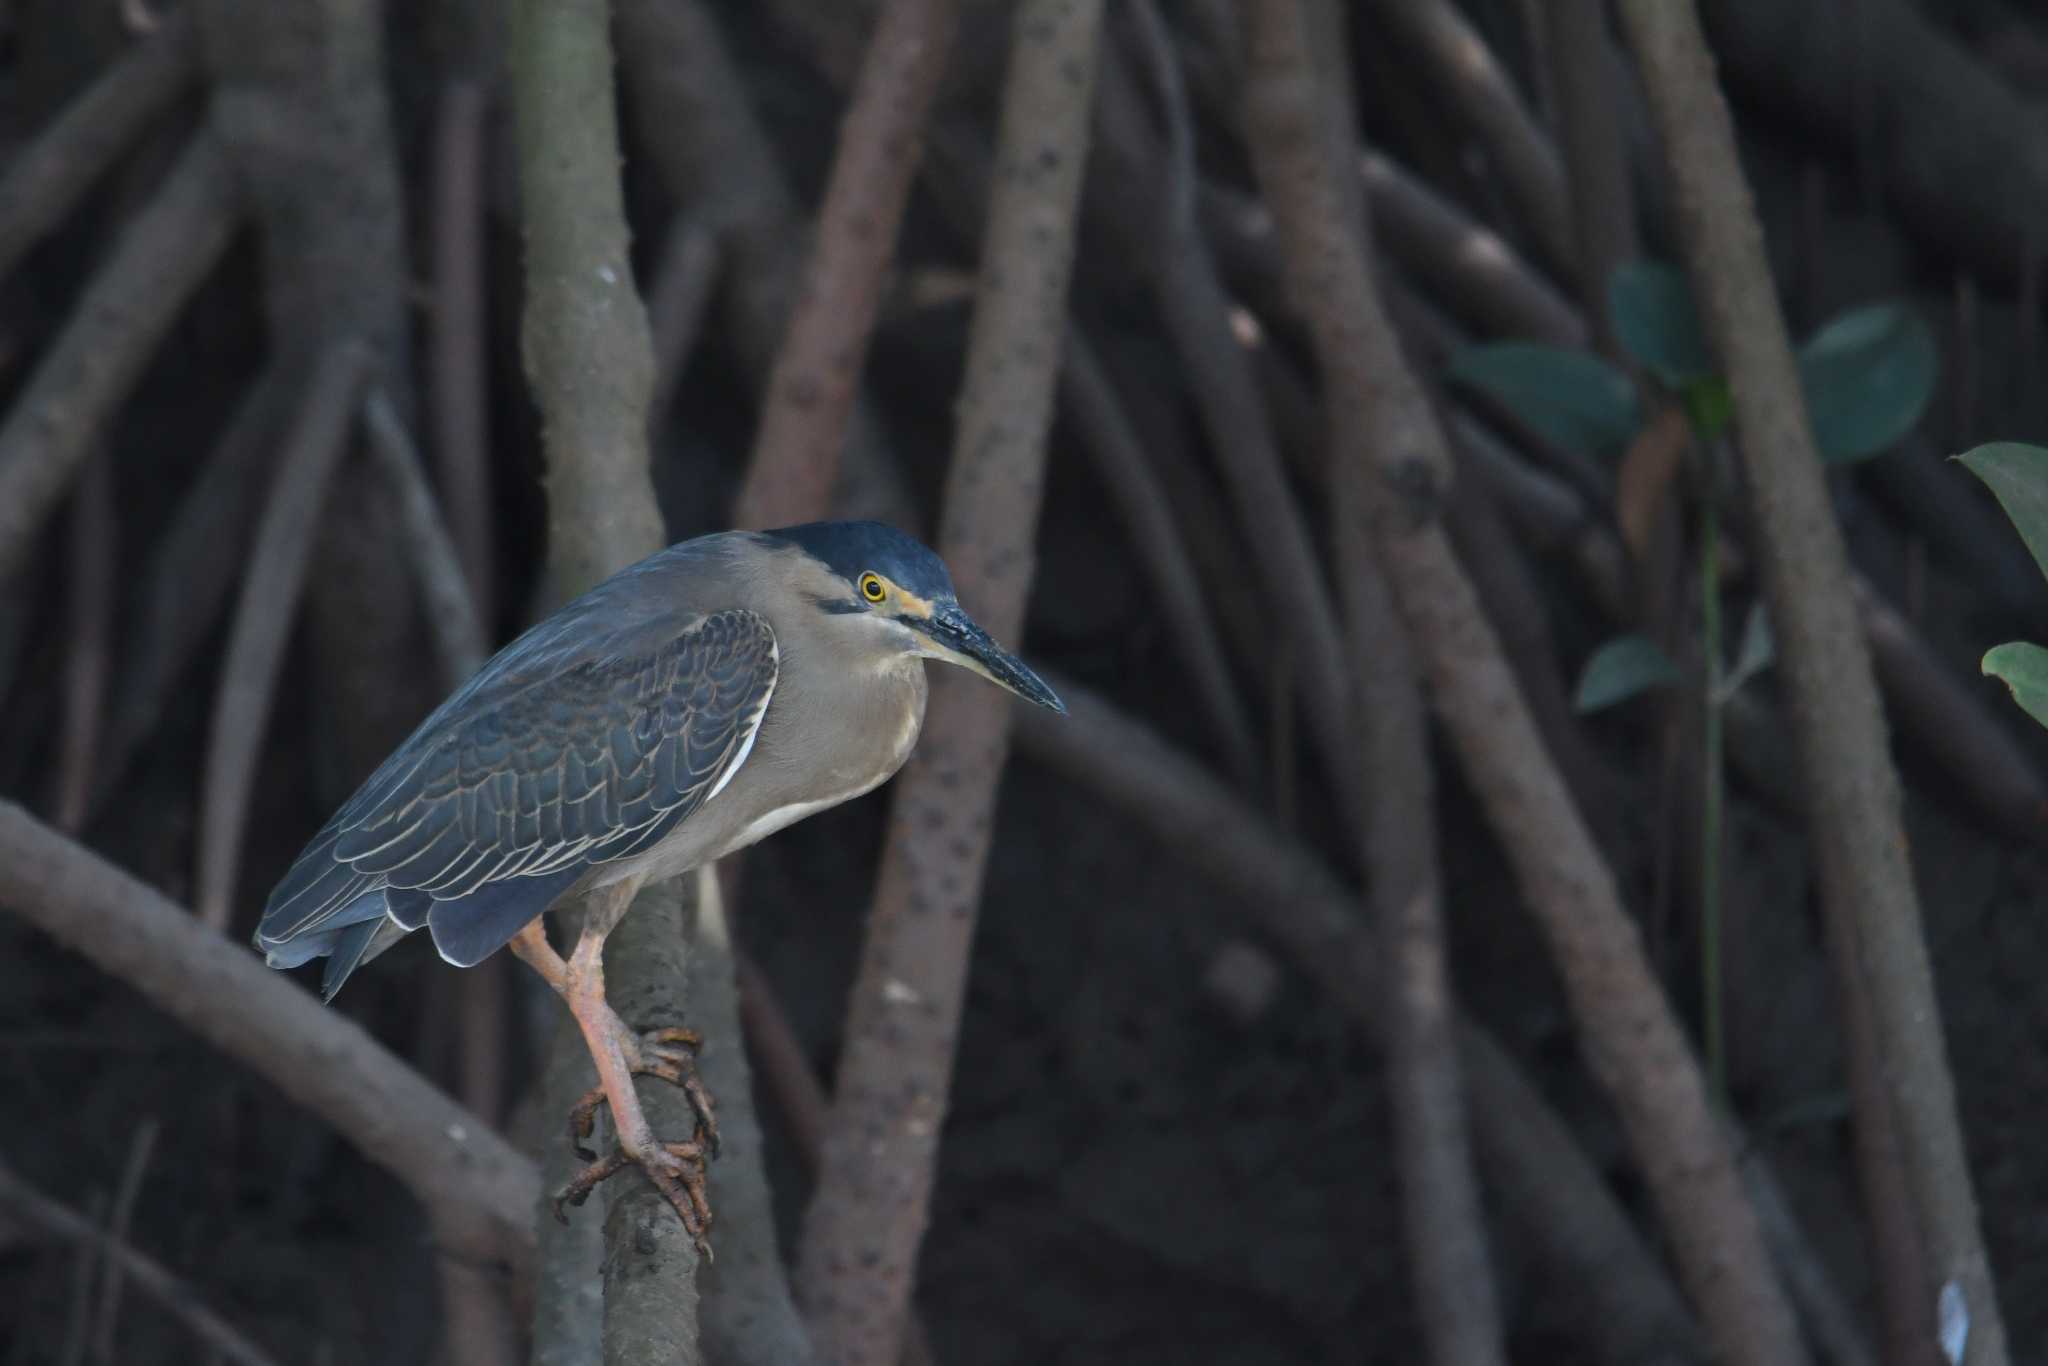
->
2 0 2046 1361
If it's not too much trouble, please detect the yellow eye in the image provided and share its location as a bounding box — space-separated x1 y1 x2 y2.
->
858 572 887 603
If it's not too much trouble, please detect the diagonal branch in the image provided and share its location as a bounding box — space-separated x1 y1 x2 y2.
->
0 1154 282 1366
0 803 538 1273
1235 2 1807 1360
195 342 371 932
794 4 1103 1361
735 0 959 530
1618 4 2009 1361
0 130 239 582
0 11 197 281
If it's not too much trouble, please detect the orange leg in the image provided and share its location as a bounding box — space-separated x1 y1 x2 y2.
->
507 905 719 1256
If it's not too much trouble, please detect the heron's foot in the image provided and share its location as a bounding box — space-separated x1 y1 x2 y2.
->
568 1024 719 1161
552 1139 714 1259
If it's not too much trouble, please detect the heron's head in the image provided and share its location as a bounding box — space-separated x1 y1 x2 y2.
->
761 520 1064 713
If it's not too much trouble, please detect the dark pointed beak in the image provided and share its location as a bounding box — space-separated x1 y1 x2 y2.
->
912 605 1066 713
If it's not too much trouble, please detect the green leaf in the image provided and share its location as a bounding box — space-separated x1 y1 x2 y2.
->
1683 376 1733 442
1798 302 1938 463
1716 604 1775 703
1446 342 1641 459
1608 261 1714 386
1982 641 2048 732
1574 634 1683 713
1955 442 2048 588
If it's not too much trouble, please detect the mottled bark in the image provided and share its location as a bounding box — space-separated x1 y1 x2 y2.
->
795 3 1102 1361
1620 3 2008 1360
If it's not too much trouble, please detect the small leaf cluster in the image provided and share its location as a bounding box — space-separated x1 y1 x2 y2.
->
1448 261 1939 712
1958 443 2048 730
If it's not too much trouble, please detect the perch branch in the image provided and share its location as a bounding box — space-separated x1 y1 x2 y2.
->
0 803 539 1272
1236 2 1808 1359
195 342 371 933
0 1154 280 1366
1618 3 2008 1359
795 4 1102 1361
0 131 239 582
735 0 959 530
508 0 662 596
0 11 197 281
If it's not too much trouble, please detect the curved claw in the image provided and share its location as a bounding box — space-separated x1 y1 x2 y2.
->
553 1140 713 1260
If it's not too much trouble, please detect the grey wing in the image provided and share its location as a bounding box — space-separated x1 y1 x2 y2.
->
255 609 778 950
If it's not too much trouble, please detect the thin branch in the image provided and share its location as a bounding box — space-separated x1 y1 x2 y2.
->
0 1154 280 1366
97 359 295 816
1369 0 1573 271
1306 14 1504 1358
90 1116 160 1366
796 4 1102 1361
1236 3 1807 1360
646 219 723 438
1097 7 1363 828
616 0 920 533
1541 0 1639 357
691 870 817 1366
863 105 1259 786
362 387 489 683
0 131 240 582
1060 326 1259 783
1358 153 1585 348
735 0 959 530
1619 4 2008 1359
195 343 370 933
0 802 538 1273
0 11 197 281
430 75 495 632
365 381 512 1366
53 452 115 834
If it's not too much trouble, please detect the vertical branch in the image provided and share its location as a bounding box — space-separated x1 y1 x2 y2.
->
690 870 816 1366
430 77 495 631
0 132 238 582
507 0 662 596
734 0 959 530
1308 8 1505 1353
52 453 115 834
195 343 371 932
1540 0 1638 356
505 4 707 1364
1236 3 1808 1361
1617 4 2008 1362
794 3 1103 1362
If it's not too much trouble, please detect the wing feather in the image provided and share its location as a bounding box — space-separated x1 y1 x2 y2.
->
258 609 779 968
